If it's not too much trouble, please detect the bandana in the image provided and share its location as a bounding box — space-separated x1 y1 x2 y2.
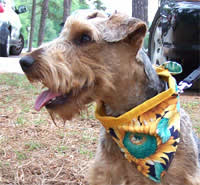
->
95 67 180 183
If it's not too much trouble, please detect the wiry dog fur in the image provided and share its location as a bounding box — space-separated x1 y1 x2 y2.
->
20 10 200 185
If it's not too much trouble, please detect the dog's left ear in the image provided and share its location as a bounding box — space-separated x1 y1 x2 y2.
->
102 13 147 54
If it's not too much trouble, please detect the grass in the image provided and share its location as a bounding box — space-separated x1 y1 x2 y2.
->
56 145 69 154
0 73 36 91
180 92 200 134
0 73 199 184
0 73 98 184
182 101 200 110
79 146 94 159
24 141 44 151
15 151 28 161
194 126 200 134
16 115 26 125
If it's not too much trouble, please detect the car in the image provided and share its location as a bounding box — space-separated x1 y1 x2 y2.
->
0 0 26 57
148 0 200 90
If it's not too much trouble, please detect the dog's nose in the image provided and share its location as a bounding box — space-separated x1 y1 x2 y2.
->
19 55 35 72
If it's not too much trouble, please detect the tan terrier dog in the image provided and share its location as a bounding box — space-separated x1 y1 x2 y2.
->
19 10 200 185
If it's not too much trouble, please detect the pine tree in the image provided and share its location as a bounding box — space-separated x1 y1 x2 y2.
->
28 0 36 51
37 0 49 46
63 0 72 23
132 0 148 23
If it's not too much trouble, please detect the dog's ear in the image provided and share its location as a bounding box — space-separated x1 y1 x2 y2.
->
102 13 147 54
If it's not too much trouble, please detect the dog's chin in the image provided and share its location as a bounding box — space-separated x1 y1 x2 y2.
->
46 99 83 122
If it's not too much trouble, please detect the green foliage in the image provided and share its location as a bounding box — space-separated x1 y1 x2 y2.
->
71 0 89 12
92 0 106 11
15 0 90 48
0 73 35 91
56 145 68 153
15 151 28 160
15 0 32 47
144 33 149 49
25 141 43 151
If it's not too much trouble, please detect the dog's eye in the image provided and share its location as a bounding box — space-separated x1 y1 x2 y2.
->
75 34 92 45
81 34 91 43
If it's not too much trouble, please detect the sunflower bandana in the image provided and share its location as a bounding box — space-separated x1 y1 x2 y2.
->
95 67 180 183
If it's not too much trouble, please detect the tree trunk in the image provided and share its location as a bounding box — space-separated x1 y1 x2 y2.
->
37 0 49 46
132 0 148 23
28 0 36 52
63 0 71 23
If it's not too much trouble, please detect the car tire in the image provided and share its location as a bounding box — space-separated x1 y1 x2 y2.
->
0 27 10 57
148 8 166 65
10 34 24 56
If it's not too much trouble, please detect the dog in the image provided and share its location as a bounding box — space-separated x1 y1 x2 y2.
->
19 10 200 185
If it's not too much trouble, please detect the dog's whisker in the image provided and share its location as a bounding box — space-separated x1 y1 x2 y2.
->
49 111 58 127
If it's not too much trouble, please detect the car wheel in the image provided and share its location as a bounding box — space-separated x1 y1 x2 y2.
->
10 34 24 56
0 30 10 57
148 9 166 65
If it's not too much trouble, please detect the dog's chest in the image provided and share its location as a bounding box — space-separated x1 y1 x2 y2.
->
96 67 181 183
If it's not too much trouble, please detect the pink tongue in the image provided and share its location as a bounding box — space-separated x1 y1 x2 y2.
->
34 90 62 111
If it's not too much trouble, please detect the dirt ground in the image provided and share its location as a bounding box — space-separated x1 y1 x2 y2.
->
0 73 199 185
180 91 200 136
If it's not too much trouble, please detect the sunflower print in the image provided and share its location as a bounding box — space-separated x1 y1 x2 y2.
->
95 67 180 183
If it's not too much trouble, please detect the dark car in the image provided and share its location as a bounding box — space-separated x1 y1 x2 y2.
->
0 0 26 57
148 0 200 90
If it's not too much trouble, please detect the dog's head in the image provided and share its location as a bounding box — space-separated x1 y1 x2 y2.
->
19 10 147 121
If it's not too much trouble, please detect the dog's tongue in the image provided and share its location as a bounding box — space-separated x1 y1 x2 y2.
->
34 90 61 111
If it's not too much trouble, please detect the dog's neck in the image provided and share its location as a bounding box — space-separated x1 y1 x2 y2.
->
103 50 166 117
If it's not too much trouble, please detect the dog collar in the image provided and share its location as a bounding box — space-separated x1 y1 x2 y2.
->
95 67 180 183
